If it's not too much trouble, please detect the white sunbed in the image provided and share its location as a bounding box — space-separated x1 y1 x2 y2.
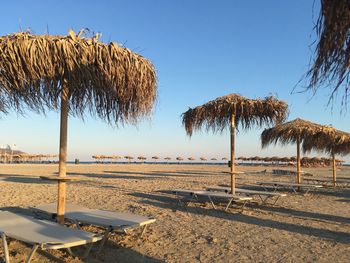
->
31 203 156 253
172 189 252 212
206 186 287 205
0 211 102 263
256 181 323 194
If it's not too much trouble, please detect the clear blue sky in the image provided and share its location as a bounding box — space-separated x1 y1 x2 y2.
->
0 0 348 161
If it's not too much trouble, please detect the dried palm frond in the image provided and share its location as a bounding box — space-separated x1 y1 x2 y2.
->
307 0 350 102
0 30 157 124
182 93 288 136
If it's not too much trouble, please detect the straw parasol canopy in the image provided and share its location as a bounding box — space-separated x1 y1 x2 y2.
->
306 0 350 102
302 129 350 186
176 156 184 164
182 93 288 194
0 30 157 223
137 156 147 162
152 156 160 161
261 118 338 184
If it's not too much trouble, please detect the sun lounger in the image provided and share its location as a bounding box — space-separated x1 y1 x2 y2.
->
31 203 156 253
256 181 323 194
303 177 350 187
206 186 287 205
172 189 252 212
0 211 102 263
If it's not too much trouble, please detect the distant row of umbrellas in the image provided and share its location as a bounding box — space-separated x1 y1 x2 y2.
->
0 154 58 163
91 155 344 164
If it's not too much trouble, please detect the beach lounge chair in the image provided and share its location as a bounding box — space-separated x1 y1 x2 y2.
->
31 203 156 252
0 211 102 263
206 186 287 205
256 181 323 194
172 189 252 212
303 177 350 187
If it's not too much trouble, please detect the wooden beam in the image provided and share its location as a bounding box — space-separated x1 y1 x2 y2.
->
230 113 235 195
57 84 69 224
296 137 301 184
332 152 336 187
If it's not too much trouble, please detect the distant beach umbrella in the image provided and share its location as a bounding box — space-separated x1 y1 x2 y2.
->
251 156 261 163
152 156 160 162
164 157 171 160
137 156 147 163
200 157 207 161
211 157 217 161
182 93 288 194
261 118 340 185
124 156 134 163
302 129 350 186
176 156 184 164
280 157 290 164
222 157 228 161
188 157 196 161
0 30 158 222
112 155 121 163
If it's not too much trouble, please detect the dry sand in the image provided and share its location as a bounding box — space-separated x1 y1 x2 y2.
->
0 163 349 262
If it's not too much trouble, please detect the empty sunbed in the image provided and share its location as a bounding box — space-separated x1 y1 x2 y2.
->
0 211 102 263
256 181 323 194
206 186 287 205
303 177 350 187
31 203 156 252
172 189 252 212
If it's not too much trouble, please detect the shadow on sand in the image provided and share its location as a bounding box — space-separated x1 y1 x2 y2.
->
129 192 350 245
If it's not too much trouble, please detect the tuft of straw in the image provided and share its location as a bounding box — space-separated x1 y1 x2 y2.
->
307 0 350 102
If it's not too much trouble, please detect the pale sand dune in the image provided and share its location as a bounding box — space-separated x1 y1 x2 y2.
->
0 164 349 262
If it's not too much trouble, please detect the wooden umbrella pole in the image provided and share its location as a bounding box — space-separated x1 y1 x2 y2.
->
296 137 301 184
230 113 235 195
57 84 69 224
332 152 336 187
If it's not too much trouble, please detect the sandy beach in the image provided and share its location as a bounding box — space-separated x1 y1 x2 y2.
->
0 163 349 262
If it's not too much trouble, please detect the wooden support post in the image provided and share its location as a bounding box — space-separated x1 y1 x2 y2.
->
332 152 336 187
230 113 235 195
57 84 69 224
296 137 301 184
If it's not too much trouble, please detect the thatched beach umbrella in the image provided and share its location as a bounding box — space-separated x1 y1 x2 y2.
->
176 156 184 163
302 129 350 186
152 156 160 162
182 93 287 194
137 156 147 163
0 30 157 223
261 118 337 184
